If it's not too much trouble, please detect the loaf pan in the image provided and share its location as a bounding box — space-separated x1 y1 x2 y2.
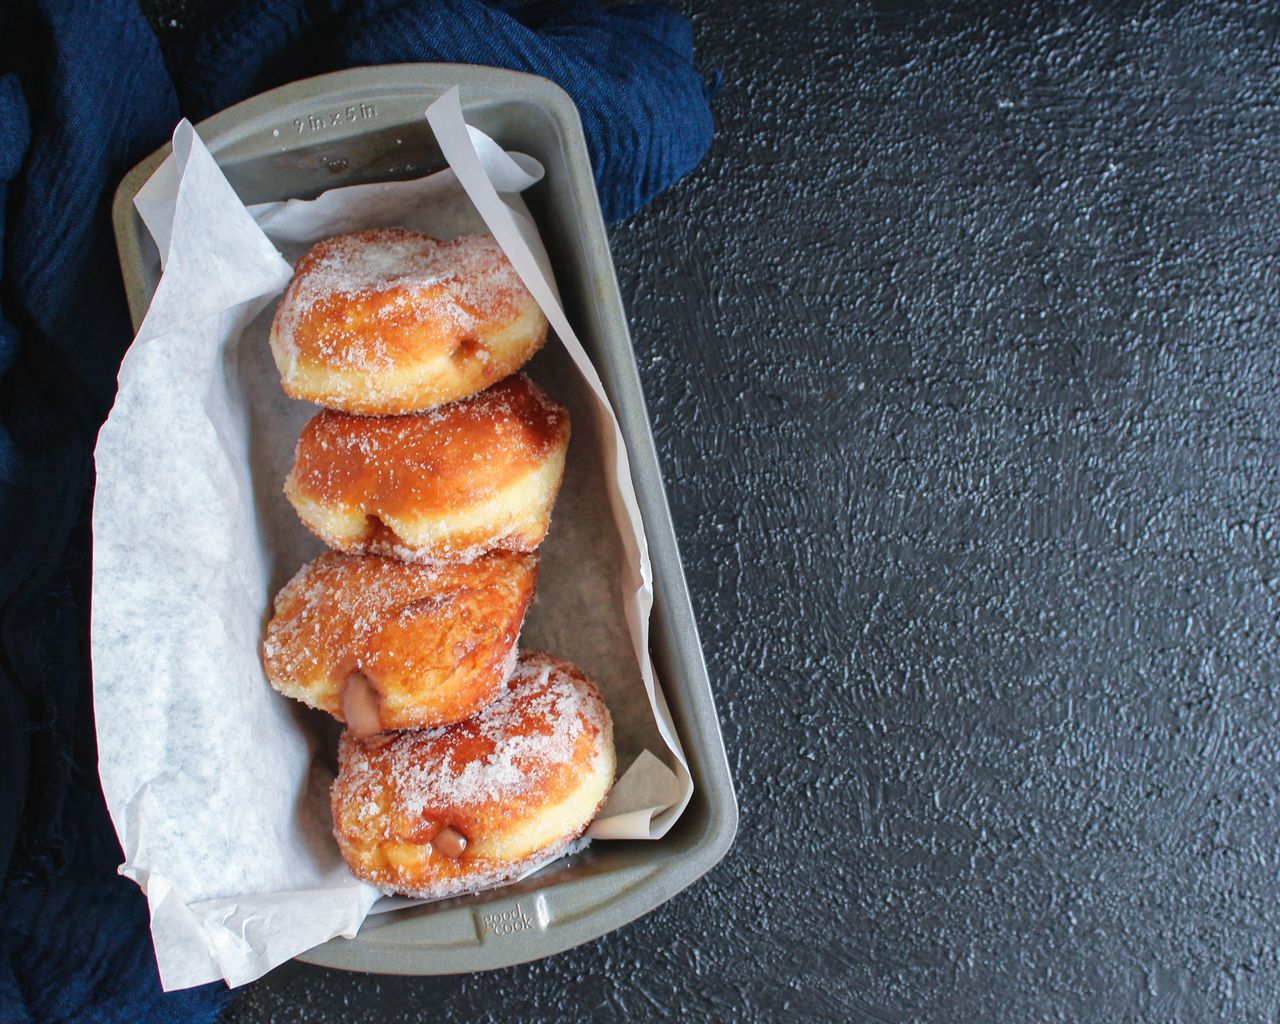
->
110 64 736 975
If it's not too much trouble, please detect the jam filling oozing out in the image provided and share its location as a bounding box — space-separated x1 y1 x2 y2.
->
433 826 469 858
342 671 383 737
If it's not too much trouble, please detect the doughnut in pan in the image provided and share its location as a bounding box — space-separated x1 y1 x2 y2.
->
262 550 537 732
269 229 548 415
284 375 570 564
331 651 615 900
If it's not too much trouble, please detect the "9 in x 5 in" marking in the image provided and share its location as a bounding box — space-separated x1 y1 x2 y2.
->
291 102 378 134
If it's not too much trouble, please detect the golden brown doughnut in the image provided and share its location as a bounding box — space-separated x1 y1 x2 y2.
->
331 651 615 900
269 228 548 414
284 375 570 564
262 550 537 731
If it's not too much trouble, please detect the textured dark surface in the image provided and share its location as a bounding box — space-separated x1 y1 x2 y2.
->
200 1 1280 1020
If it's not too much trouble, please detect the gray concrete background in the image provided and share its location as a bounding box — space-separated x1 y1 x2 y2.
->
150 1 1280 1020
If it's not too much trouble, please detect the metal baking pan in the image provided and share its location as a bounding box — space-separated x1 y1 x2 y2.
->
110 65 736 975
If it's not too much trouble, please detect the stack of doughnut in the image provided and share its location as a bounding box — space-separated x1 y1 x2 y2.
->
261 228 615 901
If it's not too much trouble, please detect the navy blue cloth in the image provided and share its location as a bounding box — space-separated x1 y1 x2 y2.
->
0 2 713 1020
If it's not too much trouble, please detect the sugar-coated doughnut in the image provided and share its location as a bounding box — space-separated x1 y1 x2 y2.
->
284 375 570 564
262 550 537 731
269 229 548 414
331 651 615 900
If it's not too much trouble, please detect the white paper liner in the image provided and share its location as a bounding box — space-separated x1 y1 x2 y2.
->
91 89 691 990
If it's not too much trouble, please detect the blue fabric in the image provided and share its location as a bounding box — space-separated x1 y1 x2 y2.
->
0 2 713 1020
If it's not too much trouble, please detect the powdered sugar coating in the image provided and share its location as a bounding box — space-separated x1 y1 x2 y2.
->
272 229 525 371
261 550 538 729
266 228 548 414
284 375 570 562
338 652 610 818
331 651 615 899
288 375 567 509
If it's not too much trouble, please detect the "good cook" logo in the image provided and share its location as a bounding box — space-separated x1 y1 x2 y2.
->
480 903 535 937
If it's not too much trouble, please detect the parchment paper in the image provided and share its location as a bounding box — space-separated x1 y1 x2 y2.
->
91 89 691 990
